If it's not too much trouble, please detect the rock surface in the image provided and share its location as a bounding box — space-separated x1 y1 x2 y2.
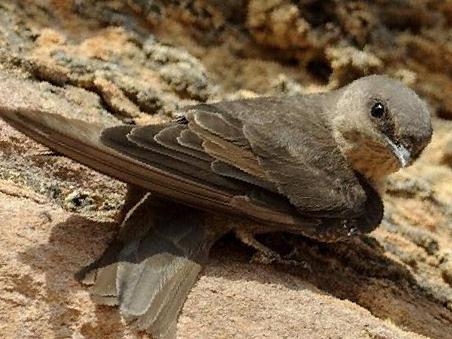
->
0 1 451 338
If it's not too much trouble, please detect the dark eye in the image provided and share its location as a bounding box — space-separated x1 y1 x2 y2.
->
370 102 386 119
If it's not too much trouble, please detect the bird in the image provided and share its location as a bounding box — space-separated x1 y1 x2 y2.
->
0 74 432 338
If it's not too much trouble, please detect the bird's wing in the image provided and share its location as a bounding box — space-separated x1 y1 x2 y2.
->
100 96 367 219
0 93 376 233
0 106 310 230
180 98 368 218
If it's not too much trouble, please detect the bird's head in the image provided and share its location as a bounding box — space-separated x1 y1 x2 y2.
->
331 75 432 183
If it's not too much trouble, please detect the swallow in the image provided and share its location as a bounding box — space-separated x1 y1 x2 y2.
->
0 75 432 338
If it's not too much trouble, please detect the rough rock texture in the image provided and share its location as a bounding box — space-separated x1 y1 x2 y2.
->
0 1 451 338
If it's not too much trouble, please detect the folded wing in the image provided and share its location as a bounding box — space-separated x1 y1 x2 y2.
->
0 106 311 229
0 95 382 237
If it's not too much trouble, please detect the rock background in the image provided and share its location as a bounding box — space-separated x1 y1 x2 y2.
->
0 1 451 338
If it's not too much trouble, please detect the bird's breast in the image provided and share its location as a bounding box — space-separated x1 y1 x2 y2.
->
343 137 400 188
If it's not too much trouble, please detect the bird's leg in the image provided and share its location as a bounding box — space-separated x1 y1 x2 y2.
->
117 184 148 224
235 229 301 266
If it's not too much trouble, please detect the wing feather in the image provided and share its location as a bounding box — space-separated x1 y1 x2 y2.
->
101 126 243 192
191 110 249 147
187 119 266 179
0 93 383 238
185 96 369 218
131 124 212 162
211 160 276 191
177 129 204 152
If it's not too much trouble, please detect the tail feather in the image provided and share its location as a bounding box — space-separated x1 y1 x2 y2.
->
77 194 227 338
90 264 120 306
118 253 201 338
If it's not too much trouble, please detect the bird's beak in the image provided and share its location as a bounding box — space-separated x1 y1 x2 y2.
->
385 138 411 168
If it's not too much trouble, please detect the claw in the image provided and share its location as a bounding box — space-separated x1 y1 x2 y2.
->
236 229 309 268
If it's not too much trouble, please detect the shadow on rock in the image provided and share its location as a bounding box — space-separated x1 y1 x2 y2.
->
19 213 452 339
209 233 452 339
18 214 129 339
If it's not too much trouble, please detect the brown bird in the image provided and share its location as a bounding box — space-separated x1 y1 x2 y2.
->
0 75 432 338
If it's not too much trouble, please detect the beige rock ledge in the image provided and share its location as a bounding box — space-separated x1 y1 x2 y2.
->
0 190 424 339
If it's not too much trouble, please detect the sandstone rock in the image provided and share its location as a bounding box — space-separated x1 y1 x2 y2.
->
0 1 451 338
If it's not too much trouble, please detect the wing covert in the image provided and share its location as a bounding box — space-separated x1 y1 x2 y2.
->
184 96 368 218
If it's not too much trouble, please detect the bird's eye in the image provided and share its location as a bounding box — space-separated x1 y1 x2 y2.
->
370 102 386 119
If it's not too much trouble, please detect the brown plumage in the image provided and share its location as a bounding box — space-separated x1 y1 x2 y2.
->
0 75 432 338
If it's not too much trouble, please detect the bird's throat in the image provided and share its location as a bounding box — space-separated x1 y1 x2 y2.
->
338 133 400 190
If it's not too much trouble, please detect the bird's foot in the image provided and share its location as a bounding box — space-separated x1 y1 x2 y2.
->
235 230 307 267
250 250 300 266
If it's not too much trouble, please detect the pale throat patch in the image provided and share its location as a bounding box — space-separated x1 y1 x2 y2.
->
335 131 400 190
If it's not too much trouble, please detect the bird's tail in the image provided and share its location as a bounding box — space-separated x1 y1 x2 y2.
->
77 193 226 339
